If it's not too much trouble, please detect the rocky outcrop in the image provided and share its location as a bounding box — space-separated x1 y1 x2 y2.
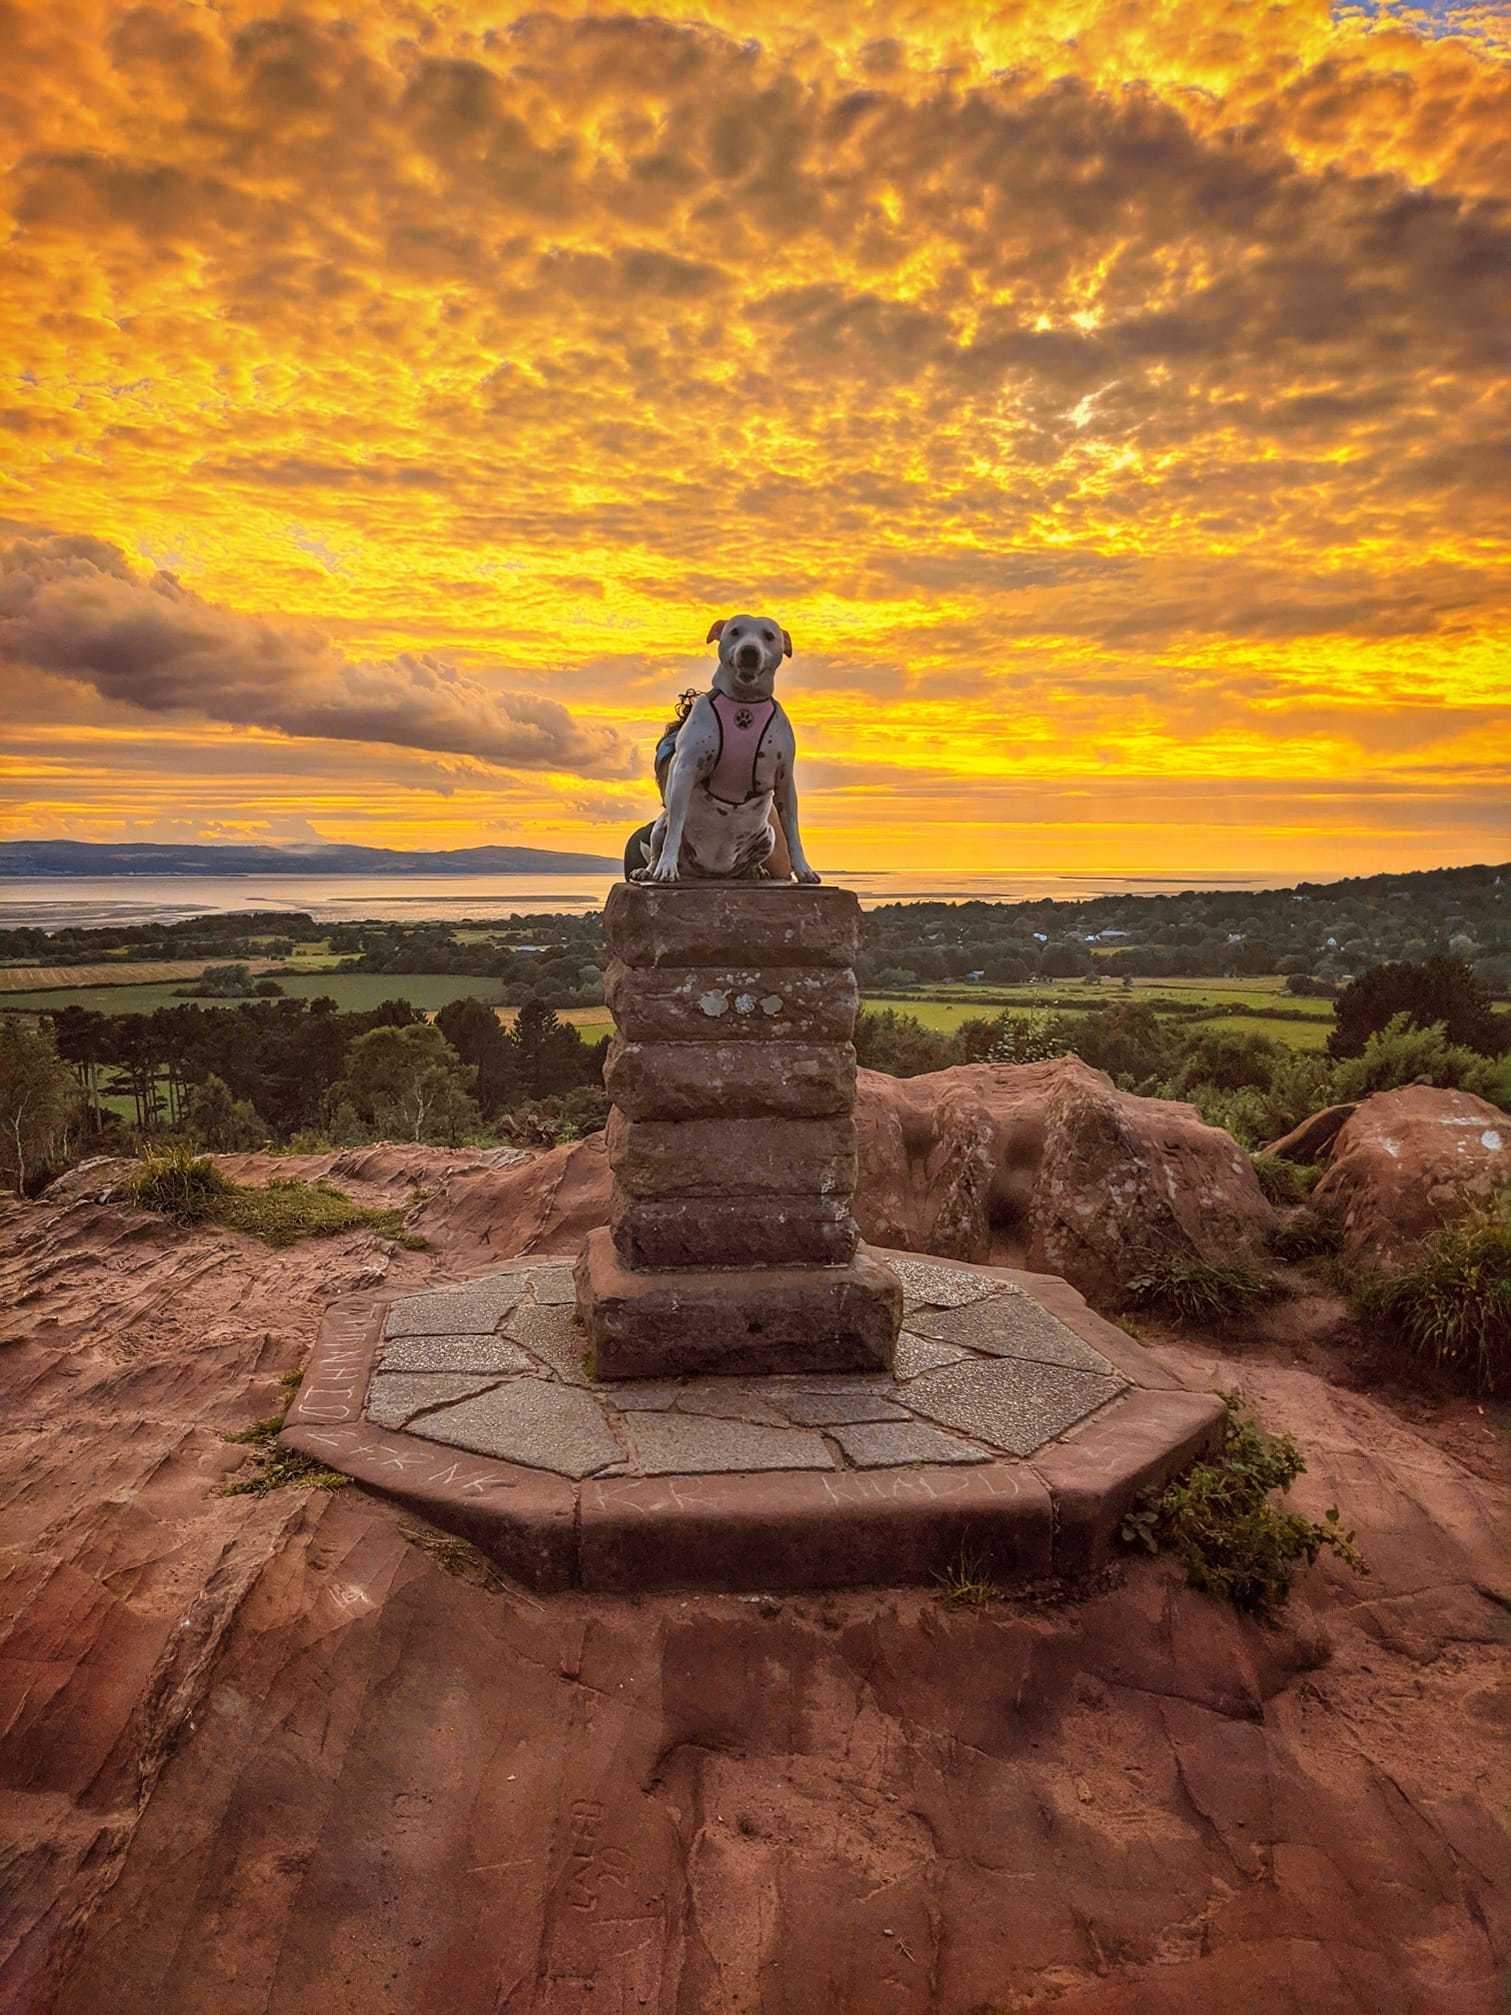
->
0 1171 1506 2014
1265 1101 1358 1165
852 1057 1277 1299
1309 1085 1508 1271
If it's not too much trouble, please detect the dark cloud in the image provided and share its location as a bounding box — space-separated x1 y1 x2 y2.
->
0 535 633 778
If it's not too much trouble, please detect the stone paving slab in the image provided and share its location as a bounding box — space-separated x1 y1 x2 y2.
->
384 1277 525 1337
887 1256 1016 1309
907 1295 1115 1373
830 1420 990 1468
377 1334 537 1375
404 1379 626 1480
891 1332 970 1380
282 1249 1226 1592
904 1357 1126 1457
778 1390 912 1426
367 1371 502 1429
625 1412 834 1476
504 1302 596 1386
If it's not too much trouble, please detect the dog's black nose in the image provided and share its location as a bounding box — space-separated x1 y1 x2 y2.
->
737 644 761 668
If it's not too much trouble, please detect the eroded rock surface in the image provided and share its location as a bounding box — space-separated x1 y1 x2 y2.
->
852 1057 1278 1296
2 1168 1507 2013
1307 1084 1509 1271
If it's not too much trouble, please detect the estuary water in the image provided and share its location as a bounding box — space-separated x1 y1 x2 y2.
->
0 869 1305 933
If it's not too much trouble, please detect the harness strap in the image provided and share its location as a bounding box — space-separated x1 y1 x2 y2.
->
707 692 780 806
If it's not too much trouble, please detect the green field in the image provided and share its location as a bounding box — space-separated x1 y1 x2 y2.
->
856 976 1335 1048
0 968 1333 1053
0 972 507 1016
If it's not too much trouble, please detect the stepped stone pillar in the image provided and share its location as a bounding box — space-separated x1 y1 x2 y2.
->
574 882 903 1379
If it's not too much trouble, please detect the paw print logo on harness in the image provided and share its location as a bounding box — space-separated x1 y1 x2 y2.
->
735 708 753 729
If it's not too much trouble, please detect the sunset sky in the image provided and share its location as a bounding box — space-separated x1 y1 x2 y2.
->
2 0 1508 876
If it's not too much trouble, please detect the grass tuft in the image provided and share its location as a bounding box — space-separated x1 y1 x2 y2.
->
1250 1153 1321 1206
1354 1189 1511 1398
131 1144 231 1221
1122 1252 1281 1323
1266 1208 1345 1262
399 1521 504 1589
220 1414 348 1496
1122 1393 1366 1615
934 1547 998 1607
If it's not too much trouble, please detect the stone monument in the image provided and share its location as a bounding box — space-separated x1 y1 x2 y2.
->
573 881 904 1379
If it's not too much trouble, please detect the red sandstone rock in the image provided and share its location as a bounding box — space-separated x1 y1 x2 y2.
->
575 1228 901 1378
1265 1101 1358 1164
605 879 858 968
388 1060 1278 1303
851 1056 1278 1301
1309 1084 1508 1272
610 1190 858 1269
605 959 857 1043
605 1036 856 1119
605 1107 856 1199
1 1166 1508 2013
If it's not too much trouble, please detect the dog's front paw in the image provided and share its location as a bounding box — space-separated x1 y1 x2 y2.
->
636 863 681 885
793 865 822 885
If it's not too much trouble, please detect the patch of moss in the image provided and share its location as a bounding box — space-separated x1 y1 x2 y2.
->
399 1520 504 1589
132 1151 422 1249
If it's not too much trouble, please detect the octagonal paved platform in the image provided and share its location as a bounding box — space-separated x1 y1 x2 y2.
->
281 1249 1224 1593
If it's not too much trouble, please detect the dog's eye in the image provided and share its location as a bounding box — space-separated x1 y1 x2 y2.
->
762 629 775 641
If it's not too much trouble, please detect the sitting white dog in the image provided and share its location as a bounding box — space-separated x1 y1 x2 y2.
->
632 614 820 885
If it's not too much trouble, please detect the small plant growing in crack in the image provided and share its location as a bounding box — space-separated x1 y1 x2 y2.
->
934 1546 998 1607
222 1409 348 1497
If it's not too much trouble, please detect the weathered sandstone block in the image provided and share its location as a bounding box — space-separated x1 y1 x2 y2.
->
610 1192 859 1270
605 1109 857 1199
576 1229 900 1378
605 881 859 970
604 1037 855 1121
606 960 857 1044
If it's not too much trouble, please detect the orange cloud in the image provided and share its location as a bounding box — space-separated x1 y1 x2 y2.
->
1 0 1507 873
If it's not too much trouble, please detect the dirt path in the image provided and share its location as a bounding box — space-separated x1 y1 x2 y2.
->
1 1153 1506 2014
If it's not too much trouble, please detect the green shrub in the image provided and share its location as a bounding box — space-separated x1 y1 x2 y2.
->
1250 1153 1320 1206
1122 1252 1281 1322
1355 1190 1511 1397
1267 1208 1344 1262
1122 1394 1366 1614
131 1145 231 1221
1330 1013 1504 1104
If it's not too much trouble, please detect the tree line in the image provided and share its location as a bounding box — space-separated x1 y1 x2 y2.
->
1 952 1505 1194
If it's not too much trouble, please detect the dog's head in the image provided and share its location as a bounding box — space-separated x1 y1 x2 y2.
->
706 613 791 700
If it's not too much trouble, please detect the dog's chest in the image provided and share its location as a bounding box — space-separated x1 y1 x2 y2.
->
705 693 781 805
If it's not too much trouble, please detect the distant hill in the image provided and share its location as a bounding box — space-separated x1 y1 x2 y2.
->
0 840 621 878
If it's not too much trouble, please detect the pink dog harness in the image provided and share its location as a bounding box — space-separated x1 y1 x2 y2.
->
706 692 781 805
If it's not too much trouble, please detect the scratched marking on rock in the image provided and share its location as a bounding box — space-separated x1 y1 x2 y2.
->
563 1799 633 1913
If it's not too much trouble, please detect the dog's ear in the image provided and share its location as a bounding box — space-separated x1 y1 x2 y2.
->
781 628 793 658
705 618 726 645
